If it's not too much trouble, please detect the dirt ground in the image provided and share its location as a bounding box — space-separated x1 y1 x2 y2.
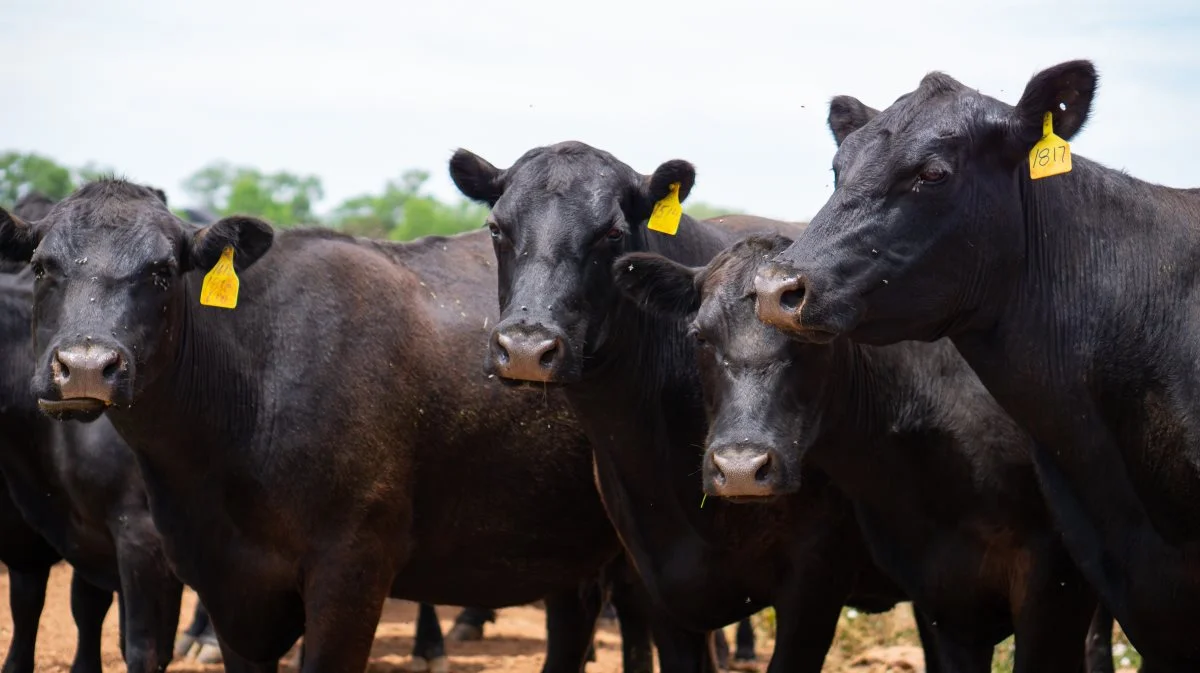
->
0 563 1133 673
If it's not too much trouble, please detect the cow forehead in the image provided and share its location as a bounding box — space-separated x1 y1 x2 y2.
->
38 211 179 272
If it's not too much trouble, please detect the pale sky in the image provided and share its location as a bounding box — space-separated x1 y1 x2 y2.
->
3 0 1198 222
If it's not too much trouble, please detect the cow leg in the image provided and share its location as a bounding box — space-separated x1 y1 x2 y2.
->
765 555 858 673
2 564 51 673
1084 606 1114 673
297 555 392 673
911 607 945 673
645 609 716 673
608 565 655 673
114 529 184 673
733 618 756 665
174 601 213 660
539 580 605 673
447 606 497 642
69 572 113 673
1011 552 1093 673
713 628 731 670
410 603 448 673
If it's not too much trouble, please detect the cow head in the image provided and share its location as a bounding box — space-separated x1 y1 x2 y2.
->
755 60 1097 345
614 235 828 499
0 179 273 421
450 141 695 383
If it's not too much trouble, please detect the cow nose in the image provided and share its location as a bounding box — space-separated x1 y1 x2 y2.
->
707 446 782 498
754 266 806 331
491 329 565 383
52 345 122 404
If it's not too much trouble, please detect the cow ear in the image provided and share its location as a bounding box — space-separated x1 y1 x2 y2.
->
150 187 169 206
643 159 696 208
450 149 504 206
828 96 879 146
186 215 275 273
0 207 38 262
1011 60 1097 147
613 252 700 317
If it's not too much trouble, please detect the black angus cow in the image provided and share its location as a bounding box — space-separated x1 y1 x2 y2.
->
0 179 670 673
614 234 1114 672
0 191 184 673
752 60 1200 669
1 192 91 673
451 141 914 673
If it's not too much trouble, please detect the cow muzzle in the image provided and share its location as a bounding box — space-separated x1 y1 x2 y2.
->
39 344 126 416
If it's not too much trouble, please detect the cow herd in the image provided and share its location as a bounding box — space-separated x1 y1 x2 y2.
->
0 58 1196 673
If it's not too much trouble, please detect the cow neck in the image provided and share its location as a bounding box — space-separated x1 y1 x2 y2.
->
805 340 951 502
803 339 889 468
951 155 1200 636
566 217 738 533
109 273 262 458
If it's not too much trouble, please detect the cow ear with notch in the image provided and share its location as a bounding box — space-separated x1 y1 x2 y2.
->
1010 60 1097 148
0 207 38 262
186 215 275 273
828 96 879 146
613 252 700 318
449 149 505 206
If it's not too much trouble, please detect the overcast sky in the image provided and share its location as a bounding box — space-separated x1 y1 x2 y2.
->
3 0 1198 222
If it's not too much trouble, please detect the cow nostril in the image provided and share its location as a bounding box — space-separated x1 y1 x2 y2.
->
754 454 774 483
779 286 806 312
102 360 119 380
55 355 71 380
538 339 560 369
495 334 513 365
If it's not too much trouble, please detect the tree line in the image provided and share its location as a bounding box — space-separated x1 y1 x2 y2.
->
0 151 743 242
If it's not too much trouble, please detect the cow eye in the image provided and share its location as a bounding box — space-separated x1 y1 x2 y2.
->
918 167 948 184
31 260 45 280
487 222 503 241
687 325 707 345
605 226 625 241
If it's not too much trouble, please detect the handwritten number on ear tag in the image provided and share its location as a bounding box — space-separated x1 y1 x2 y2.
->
200 246 239 309
647 182 683 236
1029 112 1072 180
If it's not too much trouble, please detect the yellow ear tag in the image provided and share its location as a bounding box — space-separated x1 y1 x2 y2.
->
1029 112 1072 180
199 246 239 309
647 182 683 236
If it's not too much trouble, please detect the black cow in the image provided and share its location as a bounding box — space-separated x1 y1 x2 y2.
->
0 469 111 673
753 60 1200 669
451 141 914 673
0 191 185 673
614 234 1114 672
0 179 671 673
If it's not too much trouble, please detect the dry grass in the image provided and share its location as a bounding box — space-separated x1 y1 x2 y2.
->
738 605 1142 673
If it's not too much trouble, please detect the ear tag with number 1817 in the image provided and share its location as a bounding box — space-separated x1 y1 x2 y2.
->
1029 111 1072 180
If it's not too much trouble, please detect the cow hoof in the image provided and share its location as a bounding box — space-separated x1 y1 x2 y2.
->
196 642 224 664
173 635 198 659
447 623 484 641
429 656 450 673
408 656 431 672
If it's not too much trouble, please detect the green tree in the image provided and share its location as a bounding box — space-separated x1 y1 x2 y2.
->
182 161 324 227
331 169 487 241
0 151 75 207
684 201 745 221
